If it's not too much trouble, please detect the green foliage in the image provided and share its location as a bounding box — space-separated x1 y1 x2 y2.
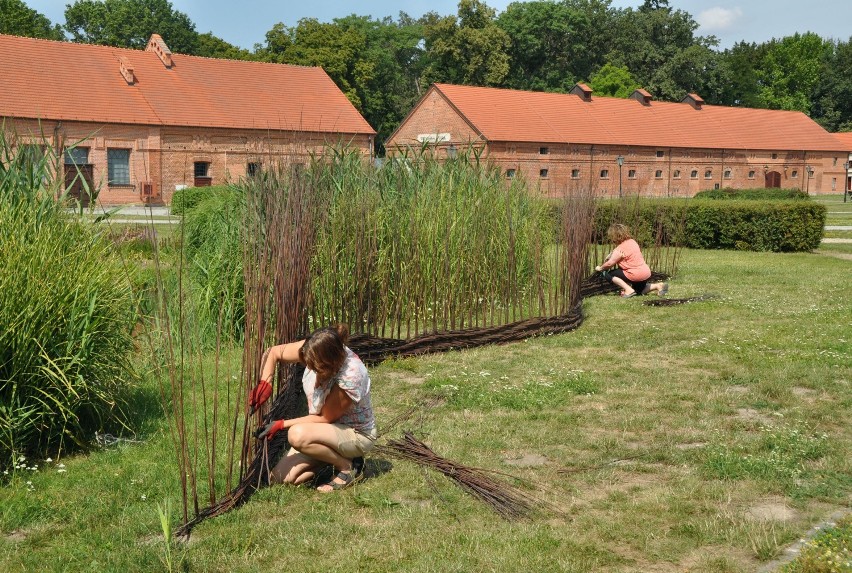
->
421 0 511 87
694 188 810 200
684 200 825 252
256 15 424 149
589 63 641 98
782 514 852 573
64 0 199 54
0 0 65 39
181 188 245 341
594 198 826 252
0 131 138 465
170 184 232 216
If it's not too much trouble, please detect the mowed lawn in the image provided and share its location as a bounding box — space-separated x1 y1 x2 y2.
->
1 246 849 573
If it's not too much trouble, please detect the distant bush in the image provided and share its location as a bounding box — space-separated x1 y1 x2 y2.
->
171 184 233 215
594 198 825 252
694 187 809 200
0 132 138 465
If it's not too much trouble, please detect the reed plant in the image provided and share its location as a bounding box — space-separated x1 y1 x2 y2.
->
0 128 138 467
309 147 561 337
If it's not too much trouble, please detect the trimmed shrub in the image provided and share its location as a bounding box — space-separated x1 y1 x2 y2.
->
694 187 809 200
0 132 138 465
594 198 825 252
685 200 825 251
171 184 232 215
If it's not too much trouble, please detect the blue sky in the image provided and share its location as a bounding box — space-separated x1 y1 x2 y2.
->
25 0 852 50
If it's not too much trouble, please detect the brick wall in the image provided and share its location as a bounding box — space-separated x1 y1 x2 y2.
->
5 117 373 205
386 94 846 197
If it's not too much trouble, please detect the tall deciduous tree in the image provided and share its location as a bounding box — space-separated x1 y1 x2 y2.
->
195 32 253 60
256 15 424 150
753 33 832 113
588 62 640 98
0 0 64 40
420 0 510 87
812 37 852 132
606 3 721 101
64 0 198 54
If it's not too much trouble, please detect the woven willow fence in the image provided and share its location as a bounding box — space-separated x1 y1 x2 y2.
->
158 153 680 537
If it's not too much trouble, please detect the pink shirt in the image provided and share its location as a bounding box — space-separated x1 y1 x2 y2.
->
605 239 651 282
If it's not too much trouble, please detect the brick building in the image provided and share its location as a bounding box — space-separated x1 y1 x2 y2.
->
386 83 846 197
834 132 852 195
0 34 375 205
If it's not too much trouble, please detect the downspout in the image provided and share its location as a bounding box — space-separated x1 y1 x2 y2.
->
667 147 673 196
589 145 595 194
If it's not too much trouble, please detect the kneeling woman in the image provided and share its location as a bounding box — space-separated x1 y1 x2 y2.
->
595 223 669 298
252 324 376 492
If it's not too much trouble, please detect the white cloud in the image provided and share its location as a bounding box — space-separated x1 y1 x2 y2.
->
697 7 744 31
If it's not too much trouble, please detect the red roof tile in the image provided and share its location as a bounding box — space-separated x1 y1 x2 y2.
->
433 83 842 152
833 132 852 151
0 34 374 135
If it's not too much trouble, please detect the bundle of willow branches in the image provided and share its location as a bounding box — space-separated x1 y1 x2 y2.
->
374 432 541 521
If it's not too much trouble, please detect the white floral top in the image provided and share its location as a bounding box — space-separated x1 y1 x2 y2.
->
302 347 375 433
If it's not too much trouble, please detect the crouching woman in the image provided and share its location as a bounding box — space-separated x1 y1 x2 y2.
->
251 324 376 492
595 223 669 298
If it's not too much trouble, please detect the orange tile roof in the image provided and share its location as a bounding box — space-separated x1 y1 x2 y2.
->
833 132 852 151
0 34 375 135
433 83 843 152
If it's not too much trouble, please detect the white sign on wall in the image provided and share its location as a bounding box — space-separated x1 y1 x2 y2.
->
417 133 451 143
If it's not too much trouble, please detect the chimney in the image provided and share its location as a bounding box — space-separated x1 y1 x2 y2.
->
570 83 593 102
631 89 653 106
118 56 135 84
146 33 173 68
682 93 705 110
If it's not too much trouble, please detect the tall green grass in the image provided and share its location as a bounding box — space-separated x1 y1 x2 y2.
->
0 129 138 466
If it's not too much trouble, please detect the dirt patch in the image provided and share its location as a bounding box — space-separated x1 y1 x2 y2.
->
675 442 707 450
503 453 548 467
727 385 749 394
5 530 27 542
746 499 796 522
736 408 775 425
383 371 426 385
792 387 816 398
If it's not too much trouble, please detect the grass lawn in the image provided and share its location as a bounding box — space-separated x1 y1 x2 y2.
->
1 247 850 573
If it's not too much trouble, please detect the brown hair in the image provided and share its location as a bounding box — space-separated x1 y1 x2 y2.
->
299 324 349 382
607 223 633 244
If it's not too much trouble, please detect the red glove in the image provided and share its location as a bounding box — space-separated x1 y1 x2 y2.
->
256 420 285 441
248 379 272 414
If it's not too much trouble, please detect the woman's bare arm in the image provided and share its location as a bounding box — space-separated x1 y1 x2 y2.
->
260 340 305 382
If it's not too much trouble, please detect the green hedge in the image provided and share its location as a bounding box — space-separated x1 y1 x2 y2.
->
594 199 826 252
694 187 809 200
171 184 233 215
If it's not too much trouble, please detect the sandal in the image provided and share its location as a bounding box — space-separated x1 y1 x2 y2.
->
317 460 364 493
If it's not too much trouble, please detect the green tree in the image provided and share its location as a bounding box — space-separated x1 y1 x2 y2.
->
496 0 591 92
257 15 425 151
195 32 253 60
64 0 198 54
0 0 64 40
606 3 721 101
754 33 832 113
716 41 764 107
811 37 852 131
588 62 640 98
421 0 510 87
